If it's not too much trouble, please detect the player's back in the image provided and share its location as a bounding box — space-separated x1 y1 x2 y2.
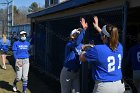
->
128 44 140 70
93 43 123 82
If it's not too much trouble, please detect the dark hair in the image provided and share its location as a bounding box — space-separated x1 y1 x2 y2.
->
106 24 119 51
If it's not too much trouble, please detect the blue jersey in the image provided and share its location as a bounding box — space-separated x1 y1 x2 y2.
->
64 30 85 70
84 43 123 82
126 44 140 70
0 39 10 53
12 40 30 59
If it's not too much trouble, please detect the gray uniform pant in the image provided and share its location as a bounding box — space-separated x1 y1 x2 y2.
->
60 67 80 93
93 80 125 93
15 58 30 81
133 70 140 93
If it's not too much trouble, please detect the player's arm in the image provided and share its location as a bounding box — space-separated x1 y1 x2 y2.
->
75 17 88 45
79 51 86 62
80 47 97 63
82 44 94 51
12 42 18 59
80 17 88 30
93 16 102 33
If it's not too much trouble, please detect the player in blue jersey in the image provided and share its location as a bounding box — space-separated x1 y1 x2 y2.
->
80 16 125 93
0 33 10 70
126 32 140 93
60 18 88 93
12 31 30 93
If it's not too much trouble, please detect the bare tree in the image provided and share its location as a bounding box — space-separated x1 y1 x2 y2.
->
28 2 44 13
13 6 30 25
13 2 45 25
0 8 7 34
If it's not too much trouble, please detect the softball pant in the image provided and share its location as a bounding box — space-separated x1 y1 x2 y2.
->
93 80 125 93
15 58 30 81
133 70 140 93
60 67 80 93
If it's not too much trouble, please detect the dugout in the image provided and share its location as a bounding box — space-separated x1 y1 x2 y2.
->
27 0 140 92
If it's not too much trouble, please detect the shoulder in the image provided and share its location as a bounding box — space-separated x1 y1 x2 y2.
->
13 41 19 44
6 39 10 42
67 41 73 46
117 43 123 50
86 46 97 54
0 38 2 41
129 44 140 52
118 43 123 48
94 44 107 50
77 43 83 47
25 41 30 45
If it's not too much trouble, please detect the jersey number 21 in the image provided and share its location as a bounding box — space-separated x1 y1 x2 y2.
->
107 54 121 72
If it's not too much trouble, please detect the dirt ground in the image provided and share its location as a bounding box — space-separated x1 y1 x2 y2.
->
0 55 56 93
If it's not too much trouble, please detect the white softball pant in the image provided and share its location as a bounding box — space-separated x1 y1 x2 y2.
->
15 58 30 81
93 80 125 93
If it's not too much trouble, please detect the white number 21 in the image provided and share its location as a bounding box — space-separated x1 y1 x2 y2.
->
107 54 121 72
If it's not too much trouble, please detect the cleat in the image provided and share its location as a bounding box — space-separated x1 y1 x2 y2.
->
2 65 6 70
13 84 17 92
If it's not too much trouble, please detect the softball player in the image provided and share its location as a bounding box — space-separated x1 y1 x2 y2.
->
0 33 10 70
126 32 140 93
80 16 125 93
12 31 30 93
60 18 88 93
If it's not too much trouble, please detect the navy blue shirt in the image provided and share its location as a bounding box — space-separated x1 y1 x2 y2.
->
84 43 123 82
126 44 140 70
64 30 85 70
12 40 30 59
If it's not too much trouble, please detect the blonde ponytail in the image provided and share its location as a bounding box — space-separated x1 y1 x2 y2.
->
2 34 7 43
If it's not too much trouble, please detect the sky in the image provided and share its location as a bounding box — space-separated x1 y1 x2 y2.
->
13 0 45 8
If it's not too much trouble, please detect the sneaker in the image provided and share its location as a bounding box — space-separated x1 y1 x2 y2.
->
13 84 17 92
2 65 6 70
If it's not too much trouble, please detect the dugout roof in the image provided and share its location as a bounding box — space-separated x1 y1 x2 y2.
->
27 0 98 18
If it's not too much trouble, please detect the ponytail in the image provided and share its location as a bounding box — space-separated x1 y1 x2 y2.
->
2 34 7 44
109 27 119 50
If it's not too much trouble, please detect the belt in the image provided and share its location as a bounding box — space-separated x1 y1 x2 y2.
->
17 58 29 59
95 80 122 83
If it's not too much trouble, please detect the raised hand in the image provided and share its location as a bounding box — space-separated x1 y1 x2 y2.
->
93 16 99 28
80 18 88 30
93 16 102 33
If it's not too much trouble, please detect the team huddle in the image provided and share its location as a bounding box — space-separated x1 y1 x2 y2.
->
60 16 140 93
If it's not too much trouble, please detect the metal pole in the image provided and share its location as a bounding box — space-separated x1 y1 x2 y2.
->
122 1 128 57
2 20 4 35
6 0 13 38
12 0 14 26
7 2 9 35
